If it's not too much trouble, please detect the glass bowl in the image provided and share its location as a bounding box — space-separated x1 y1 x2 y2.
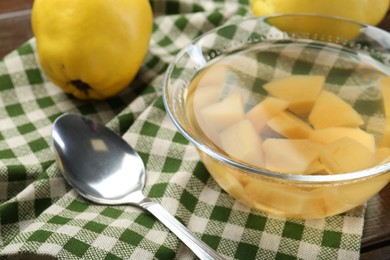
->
163 14 390 219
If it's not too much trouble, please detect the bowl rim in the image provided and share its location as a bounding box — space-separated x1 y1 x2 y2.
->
162 13 390 183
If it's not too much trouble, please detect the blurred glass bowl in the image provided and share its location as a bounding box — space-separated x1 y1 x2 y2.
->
163 14 390 219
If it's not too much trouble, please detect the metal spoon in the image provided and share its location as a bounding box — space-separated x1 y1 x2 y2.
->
52 113 224 260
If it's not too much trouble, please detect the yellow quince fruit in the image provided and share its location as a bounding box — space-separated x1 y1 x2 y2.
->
251 0 389 26
32 0 153 100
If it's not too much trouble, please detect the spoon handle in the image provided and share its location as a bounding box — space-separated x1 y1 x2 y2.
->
139 198 225 260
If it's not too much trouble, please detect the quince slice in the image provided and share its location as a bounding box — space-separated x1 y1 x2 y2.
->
379 77 390 147
319 137 375 173
196 64 229 89
262 138 322 173
211 170 253 206
199 151 255 207
309 127 376 153
263 75 324 116
376 146 390 164
308 91 364 129
200 92 245 132
244 179 326 216
193 86 222 114
266 111 313 139
219 119 264 167
379 76 390 116
306 159 328 174
246 97 289 132
380 118 390 147
192 87 223 147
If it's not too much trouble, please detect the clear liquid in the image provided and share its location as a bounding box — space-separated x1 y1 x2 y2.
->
186 40 389 174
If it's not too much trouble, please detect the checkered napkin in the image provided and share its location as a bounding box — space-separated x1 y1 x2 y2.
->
0 1 366 259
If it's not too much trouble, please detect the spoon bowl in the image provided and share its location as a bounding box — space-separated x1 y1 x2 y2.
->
52 113 224 260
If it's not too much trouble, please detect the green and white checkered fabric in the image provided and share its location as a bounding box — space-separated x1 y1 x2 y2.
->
0 1 366 259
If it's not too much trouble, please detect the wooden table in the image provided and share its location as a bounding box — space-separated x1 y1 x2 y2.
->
0 0 34 58
1 1 390 259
